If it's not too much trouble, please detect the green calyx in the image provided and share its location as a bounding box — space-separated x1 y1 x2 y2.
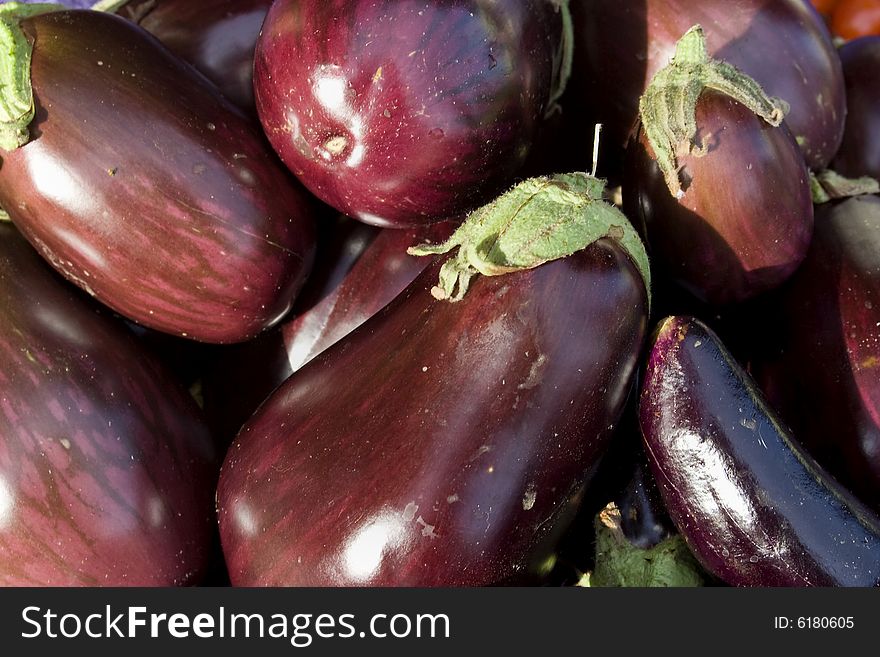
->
90 0 135 13
0 2 65 152
407 172 651 306
546 0 574 117
639 24 789 198
810 169 880 204
578 503 706 588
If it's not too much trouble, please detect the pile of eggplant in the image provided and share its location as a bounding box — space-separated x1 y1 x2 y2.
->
1 0 878 587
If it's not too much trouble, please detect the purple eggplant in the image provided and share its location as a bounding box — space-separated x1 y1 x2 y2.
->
253 0 571 228
640 315 880 587
625 90 814 306
614 459 675 551
830 36 880 181
216 174 650 586
112 0 272 110
0 223 217 586
754 195 880 512
570 0 845 174
202 218 454 443
0 9 316 344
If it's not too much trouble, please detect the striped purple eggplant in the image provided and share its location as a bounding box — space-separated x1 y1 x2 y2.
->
0 9 316 344
754 195 880 512
641 316 880 587
0 223 217 586
253 0 572 228
202 217 454 443
569 0 844 173
830 36 880 181
217 227 649 585
112 0 272 111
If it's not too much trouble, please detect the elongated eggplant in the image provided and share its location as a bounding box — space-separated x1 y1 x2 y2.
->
0 223 217 586
570 0 844 174
202 218 454 443
253 0 572 228
640 316 880 587
111 0 272 111
754 195 880 512
217 173 649 586
0 8 316 343
830 36 880 181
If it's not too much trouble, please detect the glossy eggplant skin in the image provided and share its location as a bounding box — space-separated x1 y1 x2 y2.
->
254 0 568 228
640 316 880 587
203 218 454 443
624 91 813 307
830 37 880 181
217 241 648 586
0 223 217 586
0 10 316 344
755 196 880 512
571 0 844 173
116 0 272 110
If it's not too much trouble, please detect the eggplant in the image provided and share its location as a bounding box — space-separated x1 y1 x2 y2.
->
111 0 272 111
754 195 880 512
0 8 316 344
253 0 572 228
570 0 845 174
0 223 217 586
624 89 813 306
830 36 880 181
640 315 880 587
202 218 454 443
217 173 649 586
614 459 675 551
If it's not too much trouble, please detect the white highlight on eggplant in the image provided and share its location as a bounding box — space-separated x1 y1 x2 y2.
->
27 147 83 213
343 513 404 582
232 500 260 537
0 477 13 529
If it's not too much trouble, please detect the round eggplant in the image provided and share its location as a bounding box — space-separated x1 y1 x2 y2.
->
625 90 814 306
640 315 880 587
217 174 650 586
202 218 455 443
570 0 845 173
0 223 217 586
253 0 571 228
112 0 272 111
0 9 316 344
830 36 880 181
754 195 880 512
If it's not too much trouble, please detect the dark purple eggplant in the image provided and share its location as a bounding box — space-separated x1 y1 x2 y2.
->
202 218 455 443
0 222 217 586
830 36 880 181
216 173 649 586
754 195 880 512
640 315 880 587
570 0 845 174
614 459 675 551
625 89 814 306
0 9 316 344
253 0 571 228
112 0 272 111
